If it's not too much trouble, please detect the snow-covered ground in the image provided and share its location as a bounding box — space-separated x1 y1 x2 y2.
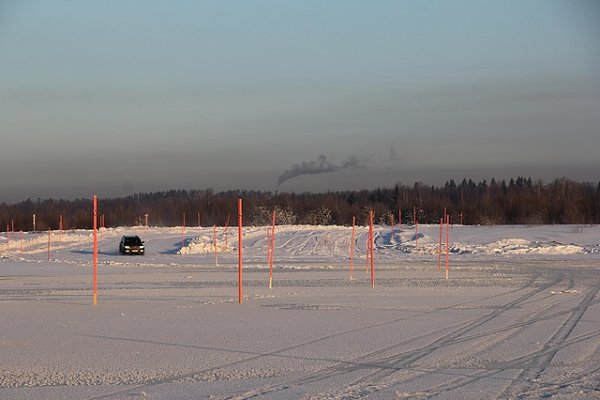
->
2 223 599 267
0 224 599 399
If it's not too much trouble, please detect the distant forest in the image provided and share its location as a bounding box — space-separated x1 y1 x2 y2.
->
1 177 599 231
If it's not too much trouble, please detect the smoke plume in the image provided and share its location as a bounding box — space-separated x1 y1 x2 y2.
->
277 154 364 186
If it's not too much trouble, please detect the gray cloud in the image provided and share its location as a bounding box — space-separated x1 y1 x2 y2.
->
277 154 365 186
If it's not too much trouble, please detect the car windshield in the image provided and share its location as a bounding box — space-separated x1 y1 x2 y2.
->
124 237 142 246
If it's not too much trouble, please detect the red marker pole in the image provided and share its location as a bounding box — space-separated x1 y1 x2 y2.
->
238 198 243 304
350 216 355 280
93 195 98 305
59 214 63 244
445 215 450 280
390 214 395 240
269 210 275 289
369 210 375 288
438 218 443 272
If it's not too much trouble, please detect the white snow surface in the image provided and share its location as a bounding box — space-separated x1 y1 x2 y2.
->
1 224 598 266
1 224 599 399
180 224 599 260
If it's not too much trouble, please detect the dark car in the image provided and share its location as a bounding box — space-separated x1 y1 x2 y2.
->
119 235 145 255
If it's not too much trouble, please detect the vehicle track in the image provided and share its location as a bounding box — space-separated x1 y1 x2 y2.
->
81 271 546 400
498 281 600 399
81 307 476 400
198 271 561 399
342 272 564 383
319 270 588 399
396 325 600 399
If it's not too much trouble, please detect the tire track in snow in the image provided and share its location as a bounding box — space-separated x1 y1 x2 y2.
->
204 272 558 399
526 335 600 397
80 272 544 400
391 312 600 399
409 272 597 399
289 271 566 399
498 280 600 399
81 312 472 400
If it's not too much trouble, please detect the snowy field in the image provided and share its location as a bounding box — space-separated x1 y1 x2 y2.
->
1 224 599 399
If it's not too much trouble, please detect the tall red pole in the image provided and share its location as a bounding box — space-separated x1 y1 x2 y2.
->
269 210 275 289
445 215 449 280
390 214 395 240
238 198 243 304
93 195 98 305
369 210 375 288
59 214 63 243
438 217 443 272
350 216 355 280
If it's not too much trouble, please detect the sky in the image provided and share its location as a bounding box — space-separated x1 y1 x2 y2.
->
1 0 599 203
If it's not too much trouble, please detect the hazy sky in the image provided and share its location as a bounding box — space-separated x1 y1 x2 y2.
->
1 1 599 203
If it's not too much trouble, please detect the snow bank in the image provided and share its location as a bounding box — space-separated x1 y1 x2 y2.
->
2 224 598 265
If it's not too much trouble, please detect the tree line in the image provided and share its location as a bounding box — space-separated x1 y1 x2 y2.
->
1 177 599 231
